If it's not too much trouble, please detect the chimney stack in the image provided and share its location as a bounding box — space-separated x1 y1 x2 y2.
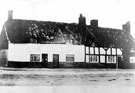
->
122 21 130 34
79 14 86 26
90 20 98 28
8 10 13 20
78 14 86 44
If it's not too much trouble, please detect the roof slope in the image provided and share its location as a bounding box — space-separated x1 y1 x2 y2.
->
0 19 134 50
86 26 131 47
4 19 81 44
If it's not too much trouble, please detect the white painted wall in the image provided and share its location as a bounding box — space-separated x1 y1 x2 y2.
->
8 43 85 62
8 43 123 63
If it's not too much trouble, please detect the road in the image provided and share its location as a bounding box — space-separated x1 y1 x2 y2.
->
0 68 135 93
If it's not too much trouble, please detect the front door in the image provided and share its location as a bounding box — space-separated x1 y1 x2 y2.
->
118 56 122 69
42 54 48 67
53 54 59 68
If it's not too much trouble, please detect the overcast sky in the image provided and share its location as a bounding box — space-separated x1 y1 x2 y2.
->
0 0 135 37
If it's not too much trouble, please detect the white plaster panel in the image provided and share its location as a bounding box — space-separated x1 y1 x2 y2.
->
100 56 105 63
112 48 116 55
86 47 89 54
100 48 105 54
90 47 94 54
86 55 89 63
117 48 122 55
95 48 99 54
107 48 111 55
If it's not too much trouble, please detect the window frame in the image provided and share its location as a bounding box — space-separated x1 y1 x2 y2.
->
89 55 99 63
107 56 116 63
66 54 75 62
30 54 40 62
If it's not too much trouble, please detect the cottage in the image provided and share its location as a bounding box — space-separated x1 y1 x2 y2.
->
0 10 135 68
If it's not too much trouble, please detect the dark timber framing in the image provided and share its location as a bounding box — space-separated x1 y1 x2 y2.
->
85 46 122 68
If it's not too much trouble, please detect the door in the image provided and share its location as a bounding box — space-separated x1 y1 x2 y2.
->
53 54 59 68
42 54 48 67
118 56 122 68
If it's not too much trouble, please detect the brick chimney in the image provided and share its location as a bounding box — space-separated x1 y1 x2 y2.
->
122 21 130 34
79 14 86 26
8 10 13 20
78 14 86 44
90 20 98 28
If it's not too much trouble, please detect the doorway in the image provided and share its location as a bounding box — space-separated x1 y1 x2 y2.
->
53 54 59 68
117 56 122 69
42 54 48 67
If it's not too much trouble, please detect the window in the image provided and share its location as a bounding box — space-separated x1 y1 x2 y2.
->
66 54 74 62
30 54 40 62
90 55 99 63
130 57 135 63
107 56 116 63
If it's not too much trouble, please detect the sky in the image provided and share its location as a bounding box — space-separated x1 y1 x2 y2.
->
0 0 135 38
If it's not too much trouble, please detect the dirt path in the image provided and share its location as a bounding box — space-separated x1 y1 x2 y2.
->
0 68 135 86
0 68 135 93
